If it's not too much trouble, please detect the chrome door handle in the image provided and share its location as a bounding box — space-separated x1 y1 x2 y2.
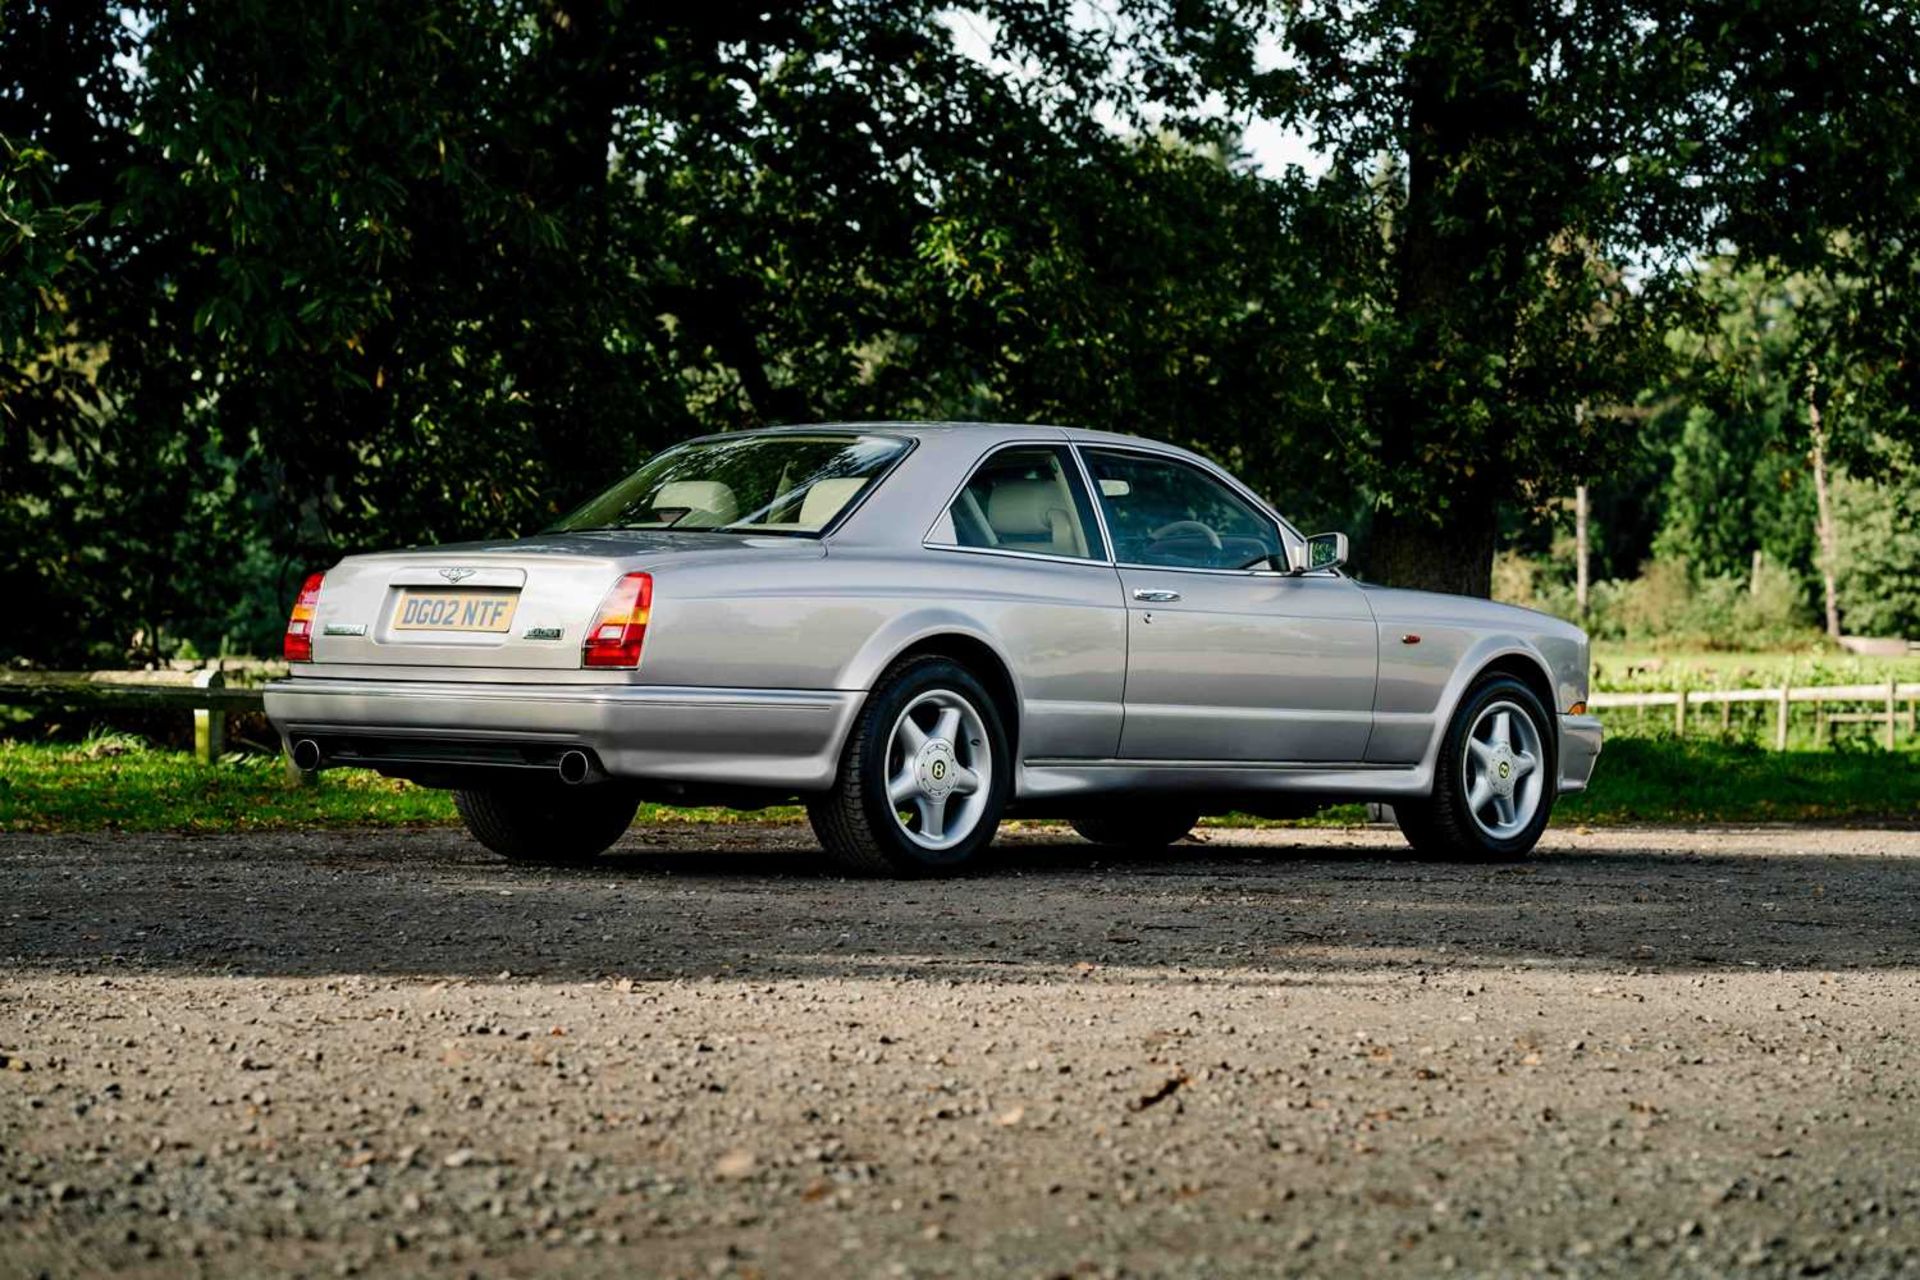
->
1132 588 1182 603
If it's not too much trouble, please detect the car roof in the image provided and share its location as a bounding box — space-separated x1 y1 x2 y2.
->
723 419 1189 454
716 421 1301 550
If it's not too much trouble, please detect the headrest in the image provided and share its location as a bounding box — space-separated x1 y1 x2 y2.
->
799 477 867 527
652 480 739 525
987 479 1066 536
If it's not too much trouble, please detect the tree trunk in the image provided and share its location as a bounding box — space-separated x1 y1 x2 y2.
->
1371 0 1531 596
1366 504 1499 599
1806 371 1842 640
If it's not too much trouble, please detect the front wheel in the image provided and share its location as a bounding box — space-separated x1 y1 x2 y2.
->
1394 675 1555 861
808 655 1010 876
454 785 639 864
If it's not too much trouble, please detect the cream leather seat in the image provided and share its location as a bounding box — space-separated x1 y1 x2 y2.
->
651 480 739 527
798 477 868 529
986 478 1087 557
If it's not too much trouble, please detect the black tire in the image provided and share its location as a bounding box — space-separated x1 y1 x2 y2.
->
1393 674 1556 861
808 655 1011 876
1069 809 1200 851
454 784 639 864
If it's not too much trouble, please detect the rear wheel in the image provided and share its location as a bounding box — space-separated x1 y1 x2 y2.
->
454 785 638 865
808 655 1010 876
1394 674 1555 861
1069 809 1200 852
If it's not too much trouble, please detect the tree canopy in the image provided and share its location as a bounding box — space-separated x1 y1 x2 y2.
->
1 0 1915 664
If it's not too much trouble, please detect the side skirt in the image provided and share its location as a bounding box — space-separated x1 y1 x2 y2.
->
1016 757 1435 803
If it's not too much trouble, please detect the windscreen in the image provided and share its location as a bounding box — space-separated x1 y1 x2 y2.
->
551 434 910 537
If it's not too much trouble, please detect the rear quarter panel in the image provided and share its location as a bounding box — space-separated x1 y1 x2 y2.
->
638 547 1128 759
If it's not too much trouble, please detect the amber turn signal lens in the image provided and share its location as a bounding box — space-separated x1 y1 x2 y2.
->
1567 700 1587 715
583 571 653 669
283 572 325 663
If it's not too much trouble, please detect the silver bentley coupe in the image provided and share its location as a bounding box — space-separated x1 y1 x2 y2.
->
265 423 1601 874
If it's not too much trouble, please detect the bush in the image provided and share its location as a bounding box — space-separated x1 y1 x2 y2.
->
1498 552 1816 648
1833 472 1920 638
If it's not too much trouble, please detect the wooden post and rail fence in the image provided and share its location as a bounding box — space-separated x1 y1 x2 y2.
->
0 668 271 766
0 668 1915 768
1587 680 1919 750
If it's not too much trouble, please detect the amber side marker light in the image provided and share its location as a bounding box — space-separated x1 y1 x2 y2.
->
1567 700 1588 715
283 572 325 663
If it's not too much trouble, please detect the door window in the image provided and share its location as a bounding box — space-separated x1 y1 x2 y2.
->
1080 448 1281 570
934 445 1106 561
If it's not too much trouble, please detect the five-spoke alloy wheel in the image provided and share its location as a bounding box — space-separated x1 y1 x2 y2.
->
884 689 994 852
810 655 1011 875
1460 699 1546 840
1394 674 1556 861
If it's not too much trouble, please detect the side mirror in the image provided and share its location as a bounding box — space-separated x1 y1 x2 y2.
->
1285 532 1348 574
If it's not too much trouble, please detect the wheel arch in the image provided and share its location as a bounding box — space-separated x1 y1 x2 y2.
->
1471 651 1559 728
1454 646 1562 784
841 613 1024 761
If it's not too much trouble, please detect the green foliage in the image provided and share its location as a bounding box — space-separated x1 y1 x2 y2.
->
1606 557 1812 650
1833 471 1920 637
1495 550 1816 651
2 1 1917 662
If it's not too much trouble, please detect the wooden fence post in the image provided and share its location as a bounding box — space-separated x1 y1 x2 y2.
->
1889 679 1900 751
1674 687 1688 738
191 669 226 764
1775 678 1792 751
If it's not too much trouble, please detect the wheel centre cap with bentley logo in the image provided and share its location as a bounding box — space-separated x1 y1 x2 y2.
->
1491 748 1516 796
916 740 958 799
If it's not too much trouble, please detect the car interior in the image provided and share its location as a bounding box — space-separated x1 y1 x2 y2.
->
948 449 1095 558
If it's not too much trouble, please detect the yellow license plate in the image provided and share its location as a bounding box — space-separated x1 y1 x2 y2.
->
393 590 519 633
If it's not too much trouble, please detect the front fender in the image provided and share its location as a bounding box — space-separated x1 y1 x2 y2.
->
1419 634 1563 772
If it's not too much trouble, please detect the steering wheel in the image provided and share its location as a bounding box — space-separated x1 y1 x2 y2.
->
1149 519 1222 550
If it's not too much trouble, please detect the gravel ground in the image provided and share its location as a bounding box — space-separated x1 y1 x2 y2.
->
2 821 1918 1279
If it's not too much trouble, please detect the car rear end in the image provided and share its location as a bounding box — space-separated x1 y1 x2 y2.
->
265 536 866 800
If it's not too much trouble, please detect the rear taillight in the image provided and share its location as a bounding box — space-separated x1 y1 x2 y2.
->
583 572 652 669
283 572 325 663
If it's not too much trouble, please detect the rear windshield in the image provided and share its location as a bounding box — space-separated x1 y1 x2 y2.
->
551 433 909 537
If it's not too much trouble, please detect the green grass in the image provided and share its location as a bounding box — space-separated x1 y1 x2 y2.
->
1556 738 1920 825
0 739 797 834
1591 642 1920 693
2 735 1912 835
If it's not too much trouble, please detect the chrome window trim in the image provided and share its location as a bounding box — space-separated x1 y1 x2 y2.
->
919 542 1129 570
920 439 1114 565
1066 441 1120 571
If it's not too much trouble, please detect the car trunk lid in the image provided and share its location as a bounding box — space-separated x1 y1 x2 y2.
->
303 532 823 672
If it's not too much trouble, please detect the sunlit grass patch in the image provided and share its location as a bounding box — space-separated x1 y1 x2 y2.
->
1 737 1912 835
0 739 805 834
1556 738 1920 826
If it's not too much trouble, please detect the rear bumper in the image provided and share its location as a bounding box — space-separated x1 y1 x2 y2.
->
265 677 862 791
1556 713 1603 794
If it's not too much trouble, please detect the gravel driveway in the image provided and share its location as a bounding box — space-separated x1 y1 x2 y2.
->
3 821 1918 1279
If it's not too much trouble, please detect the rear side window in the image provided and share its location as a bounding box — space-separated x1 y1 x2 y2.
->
934 445 1106 561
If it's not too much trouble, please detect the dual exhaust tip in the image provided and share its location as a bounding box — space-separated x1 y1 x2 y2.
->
288 738 601 786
